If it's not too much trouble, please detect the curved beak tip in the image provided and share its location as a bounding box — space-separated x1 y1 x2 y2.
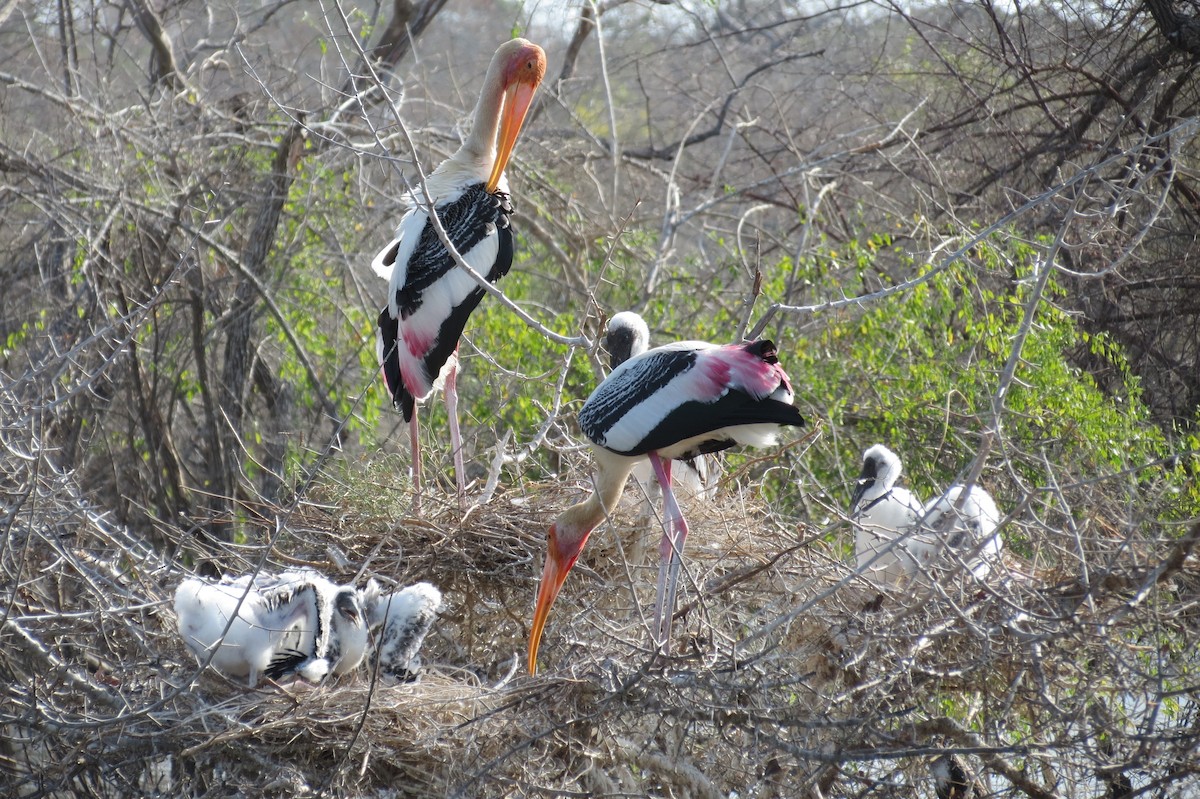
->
527 587 556 676
528 546 572 675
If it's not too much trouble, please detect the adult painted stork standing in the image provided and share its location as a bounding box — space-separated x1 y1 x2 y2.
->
371 38 547 508
603 311 718 505
850 444 927 586
527 338 806 674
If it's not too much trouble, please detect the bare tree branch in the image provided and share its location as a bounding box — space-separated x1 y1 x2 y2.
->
123 0 185 90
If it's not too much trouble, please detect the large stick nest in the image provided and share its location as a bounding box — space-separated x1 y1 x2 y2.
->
2 430 1198 798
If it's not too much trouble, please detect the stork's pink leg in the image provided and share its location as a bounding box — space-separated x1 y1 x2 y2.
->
444 349 467 509
409 409 423 516
649 452 689 656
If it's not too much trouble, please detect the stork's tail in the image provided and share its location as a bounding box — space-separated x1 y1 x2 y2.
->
377 307 416 421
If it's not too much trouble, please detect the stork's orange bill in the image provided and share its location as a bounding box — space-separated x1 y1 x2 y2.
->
486 42 545 193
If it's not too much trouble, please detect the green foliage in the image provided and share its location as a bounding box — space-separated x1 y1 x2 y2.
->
3 312 44 359
752 229 1195 533
453 270 593 477
264 156 384 449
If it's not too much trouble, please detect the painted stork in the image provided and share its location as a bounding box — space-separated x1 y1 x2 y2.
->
266 581 371 681
921 483 1003 581
850 444 928 586
527 338 806 674
931 753 985 799
175 570 331 686
371 38 547 509
603 312 719 506
363 581 444 683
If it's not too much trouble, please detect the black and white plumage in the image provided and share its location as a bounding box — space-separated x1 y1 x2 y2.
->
529 338 806 674
931 754 984 799
850 444 928 586
373 183 515 421
578 340 804 458
363 581 443 683
602 311 718 507
370 38 546 508
266 581 371 681
920 483 1003 580
175 570 332 686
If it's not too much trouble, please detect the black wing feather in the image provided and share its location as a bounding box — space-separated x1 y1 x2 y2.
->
395 184 512 318
377 307 416 420
628 391 805 457
579 350 699 445
264 649 308 680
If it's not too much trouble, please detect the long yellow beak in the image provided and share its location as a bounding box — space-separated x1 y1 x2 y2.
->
486 80 539 193
528 538 572 675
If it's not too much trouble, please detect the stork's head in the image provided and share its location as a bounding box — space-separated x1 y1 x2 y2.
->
851 444 903 512
334 587 364 628
527 507 597 675
604 311 651 369
486 39 547 192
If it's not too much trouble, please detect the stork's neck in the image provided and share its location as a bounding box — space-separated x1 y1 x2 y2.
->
875 460 901 497
857 484 892 514
460 56 508 165
859 477 890 505
554 451 636 553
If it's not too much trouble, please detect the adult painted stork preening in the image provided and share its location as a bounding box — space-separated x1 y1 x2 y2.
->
603 312 719 505
921 482 1003 581
371 38 547 508
527 338 806 674
850 444 927 586
175 570 332 686
363 581 444 683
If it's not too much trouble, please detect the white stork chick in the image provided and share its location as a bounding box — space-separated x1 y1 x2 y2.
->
920 483 1003 581
324 585 371 677
603 312 719 508
603 311 651 368
849 444 928 586
260 573 377 682
241 569 339 684
364 582 444 683
175 571 328 686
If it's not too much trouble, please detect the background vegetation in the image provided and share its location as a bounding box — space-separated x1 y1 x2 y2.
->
2 0 1199 796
